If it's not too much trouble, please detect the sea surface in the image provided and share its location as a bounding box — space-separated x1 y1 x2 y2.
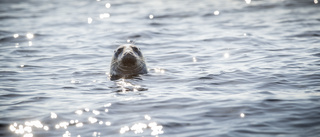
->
1 0 320 136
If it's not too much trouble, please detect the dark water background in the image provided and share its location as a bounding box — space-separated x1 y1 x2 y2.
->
1 0 320 136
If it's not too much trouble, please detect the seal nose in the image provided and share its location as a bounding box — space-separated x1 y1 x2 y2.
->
123 52 134 58
123 51 132 56
121 51 137 66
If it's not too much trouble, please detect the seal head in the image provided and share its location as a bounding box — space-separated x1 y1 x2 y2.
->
110 44 147 80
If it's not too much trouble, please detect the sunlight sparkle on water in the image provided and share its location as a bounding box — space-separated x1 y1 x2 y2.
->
50 112 57 119
9 125 15 132
120 126 130 134
240 113 245 118
9 120 49 137
92 110 100 115
43 126 49 131
131 123 147 134
104 103 112 107
75 110 83 115
117 79 142 92
28 41 32 46
154 68 165 73
119 121 164 136
315 0 318 4
93 131 101 136
105 121 111 126
59 122 69 129
224 52 230 59
105 3 111 8
144 115 151 120
55 125 60 129
193 57 197 62
126 39 136 44
71 79 81 84
149 14 154 19
13 34 19 38
76 122 83 127
63 131 71 137
149 122 164 136
88 17 93 24
245 0 251 4
214 10 220 15
88 117 98 123
26 33 34 39
24 126 32 133
31 120 43 128
99 13 110 19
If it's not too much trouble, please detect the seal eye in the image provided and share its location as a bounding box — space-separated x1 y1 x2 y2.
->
132 47 142 56
115 48 123 57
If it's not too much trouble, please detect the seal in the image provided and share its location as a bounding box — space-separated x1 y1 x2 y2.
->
109 44 147 80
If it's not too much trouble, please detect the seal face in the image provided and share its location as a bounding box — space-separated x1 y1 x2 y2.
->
110 44 147 80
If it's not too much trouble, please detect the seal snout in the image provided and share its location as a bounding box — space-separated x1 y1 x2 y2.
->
121 52 137 66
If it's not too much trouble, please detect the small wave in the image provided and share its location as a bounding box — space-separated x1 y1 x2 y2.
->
312 53 320 57
292 31 320 37
0 71 19 76
11 49 40 54
0 15 20 20
151 12 196 19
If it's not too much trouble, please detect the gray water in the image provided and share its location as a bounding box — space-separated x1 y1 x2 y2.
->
1 0 320 136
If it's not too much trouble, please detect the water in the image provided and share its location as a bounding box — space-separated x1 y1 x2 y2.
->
1 0 320 136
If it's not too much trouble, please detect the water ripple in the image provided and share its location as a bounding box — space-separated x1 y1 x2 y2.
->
1 0 320 137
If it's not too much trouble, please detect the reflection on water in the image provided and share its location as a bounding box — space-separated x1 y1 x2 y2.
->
213 10 220 16
9 120 48 137
240 113 245 118
99 13 110 19
105 3 111 8
50 112 57 119
13 34 19 38
26 33 34 39
1 0 320 136
149 14 154 19
192 56 197 62
120 117 164 136
9 103 163 137
116 79 144 92
88 17 93 24
28 41 32 46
